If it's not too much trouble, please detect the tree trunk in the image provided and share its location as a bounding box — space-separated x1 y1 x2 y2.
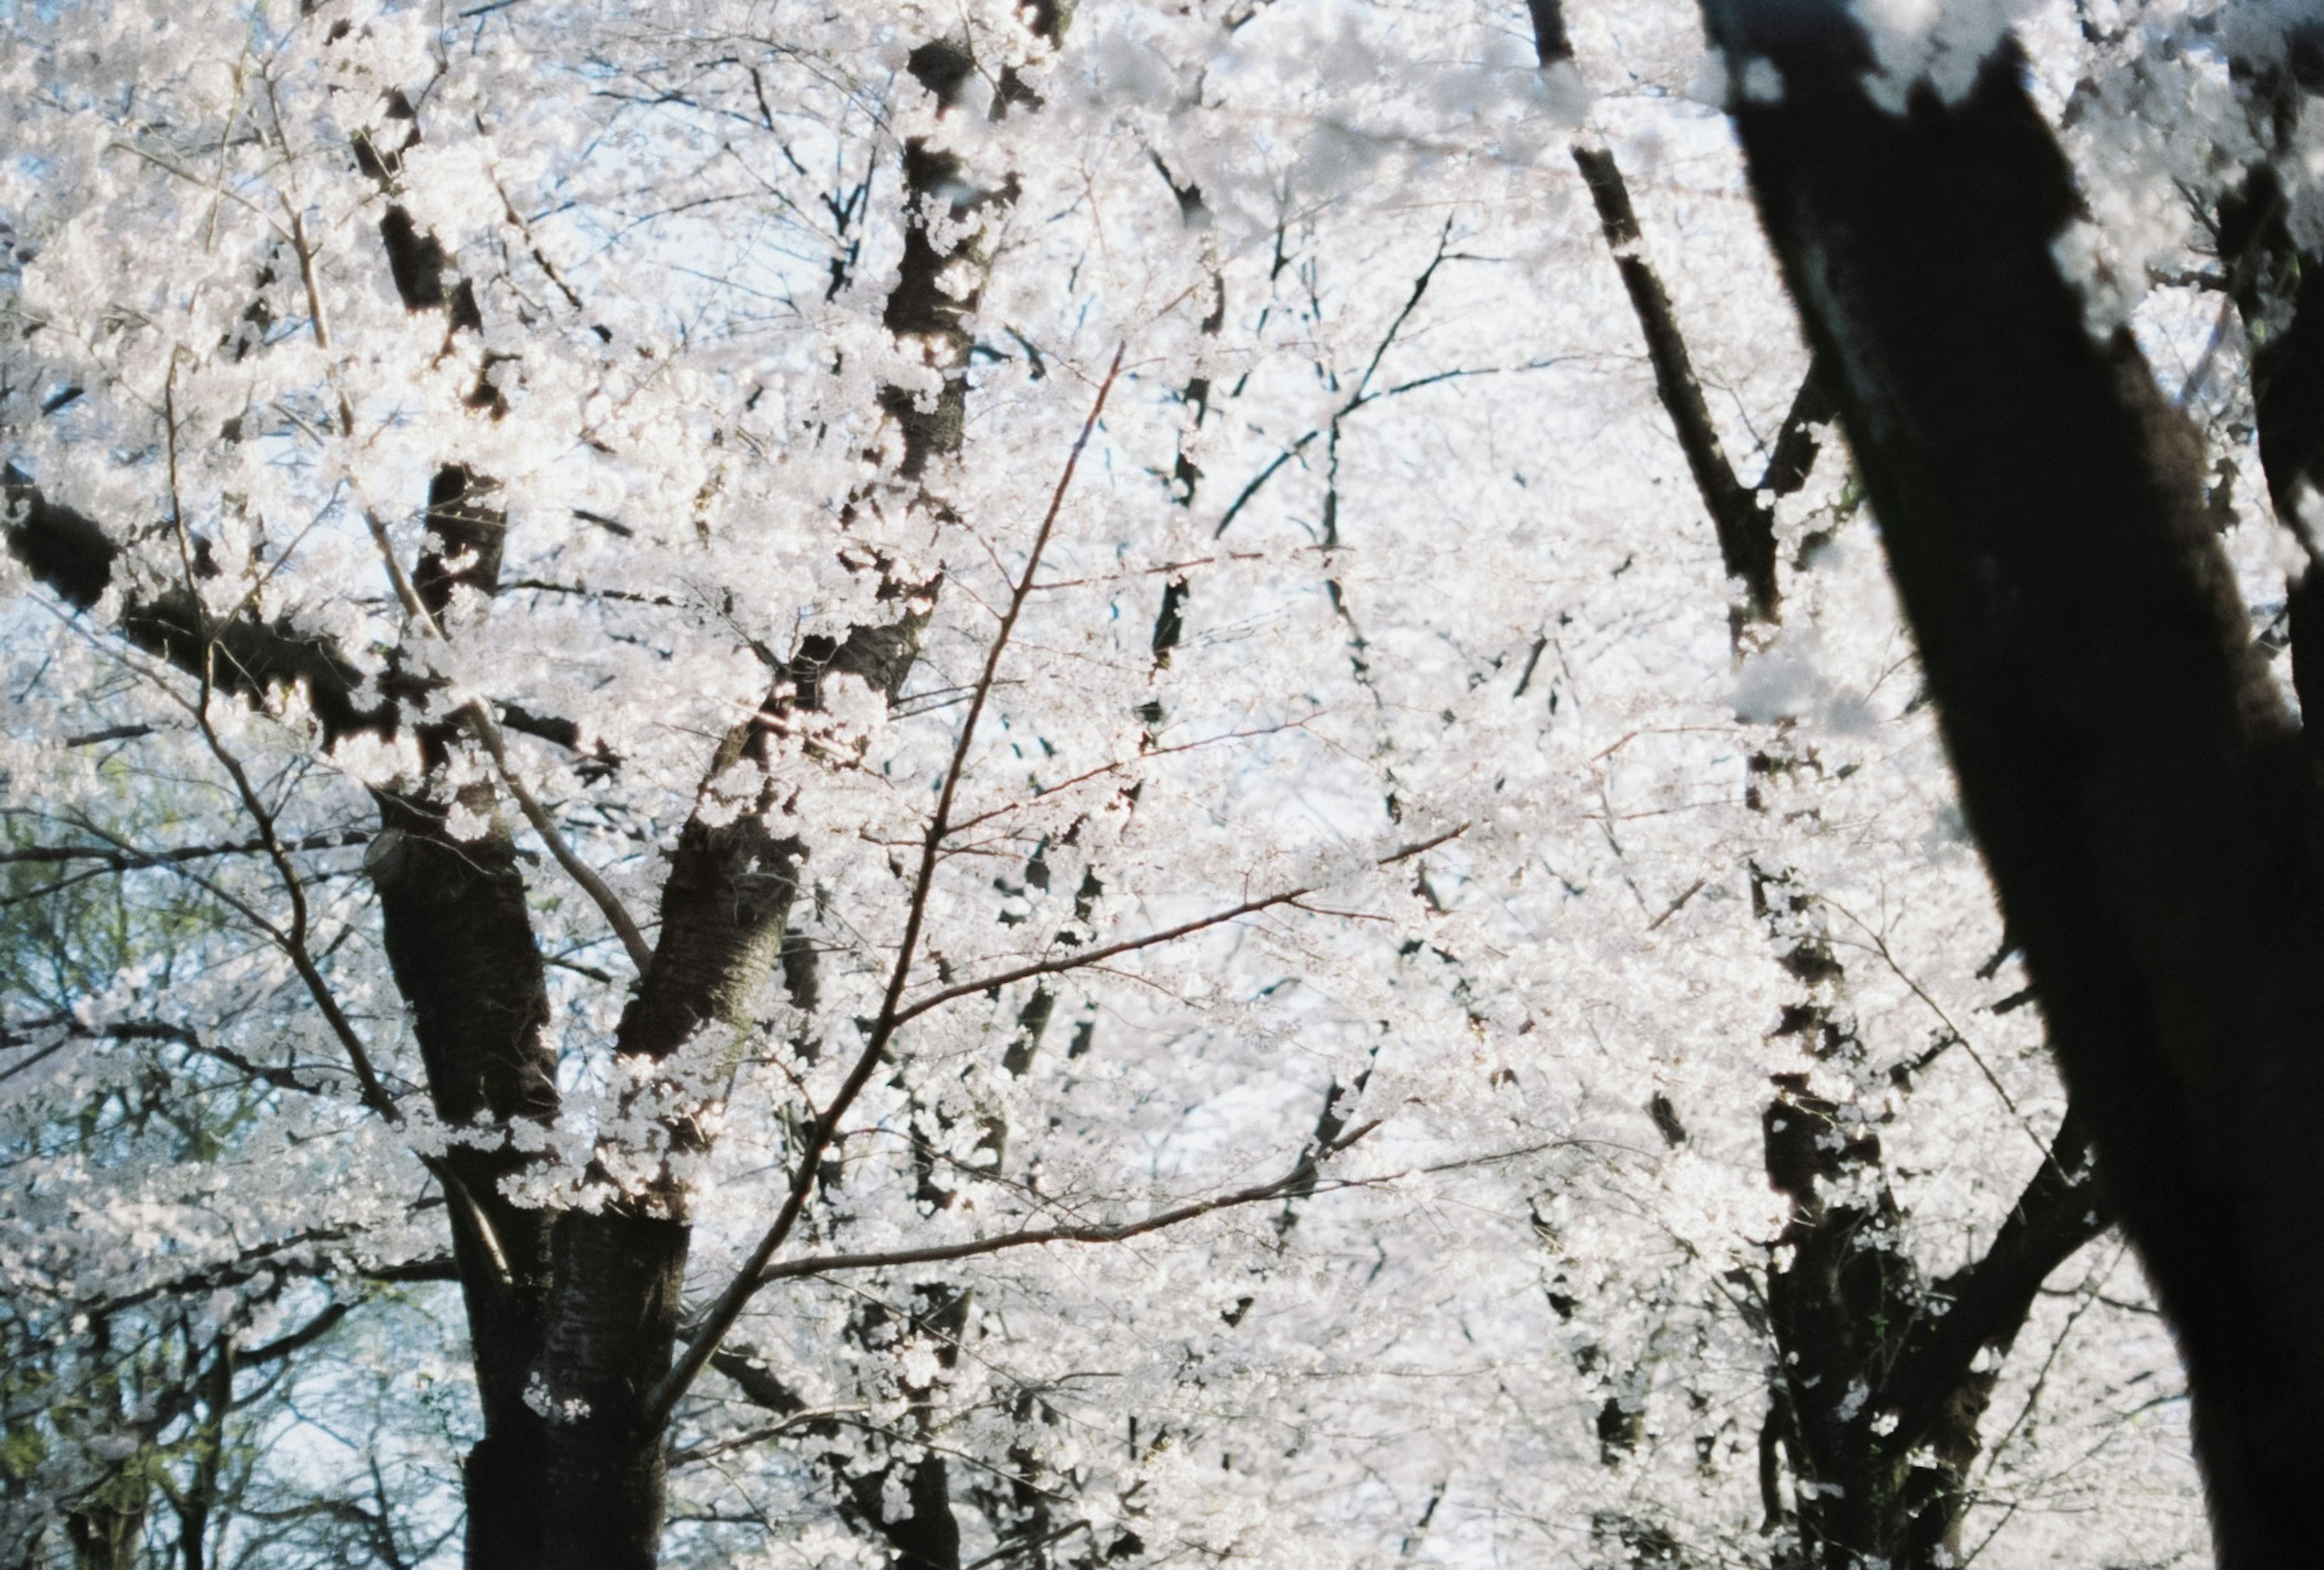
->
1701 5 2324 1557
366 790 559 1569
1743 869 2105 1569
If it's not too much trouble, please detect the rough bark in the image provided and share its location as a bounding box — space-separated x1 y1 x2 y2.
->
0 477 567 1562
878 42 1000 484
416 466 509 620
1701 6 2324 1557
1 473 581 758
366 790 560 1569
533 1210 690 1570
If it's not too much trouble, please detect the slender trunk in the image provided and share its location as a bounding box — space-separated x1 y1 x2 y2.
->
1745 871 2104 1569
171 1341 232 1570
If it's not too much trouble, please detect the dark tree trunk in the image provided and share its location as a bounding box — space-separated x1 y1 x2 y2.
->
367 790 559 1569
533 1214 690 1570
1745 871 2106 1570
1701 5 2324 1558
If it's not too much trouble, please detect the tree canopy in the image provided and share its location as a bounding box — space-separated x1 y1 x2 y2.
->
4 2 2304 1567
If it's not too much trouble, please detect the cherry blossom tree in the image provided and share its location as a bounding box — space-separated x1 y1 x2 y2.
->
4 1 2290 1567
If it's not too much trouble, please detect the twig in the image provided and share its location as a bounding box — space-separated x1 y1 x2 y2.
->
1961 1243 2124 1565
749 1119 1384 1287
0 1016 332 1097
941 722 1308 834
240 1301 352 1366
890 824 1465 1029
665 1408 868 1469
65 723 155 747
1825 897 2051 1166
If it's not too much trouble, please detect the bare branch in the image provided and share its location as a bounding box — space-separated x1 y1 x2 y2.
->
748 1120 1384 1287
890 825 1466 1028
360 508 655 974
1571 142 1785 625
240 1300 352 1365
0 830 367 869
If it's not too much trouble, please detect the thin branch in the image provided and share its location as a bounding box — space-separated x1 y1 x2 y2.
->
1571 141 1782 624
65 723 156 747
193 660 393 1117
240 1300 351 1365
891 826 1465 1028
1825 896 2050 1164
107 139 280 226
963 1520 1091 1570
360 509 655 973
646 347 1126 1430
941 722 1309 835
463 698 654 973
749 1120 1384 1287
0 1038 68 1086
0 830 367 869
360 1255 459 1284
665 1408 867 1469
1968 1241 2124 1506
70 1223 372 1322
51 1017 330 1096
1882 1108 2110 1450
1350 218 1454 409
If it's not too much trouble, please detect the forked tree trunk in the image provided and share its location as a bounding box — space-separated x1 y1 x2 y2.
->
1531 10 2109 1561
